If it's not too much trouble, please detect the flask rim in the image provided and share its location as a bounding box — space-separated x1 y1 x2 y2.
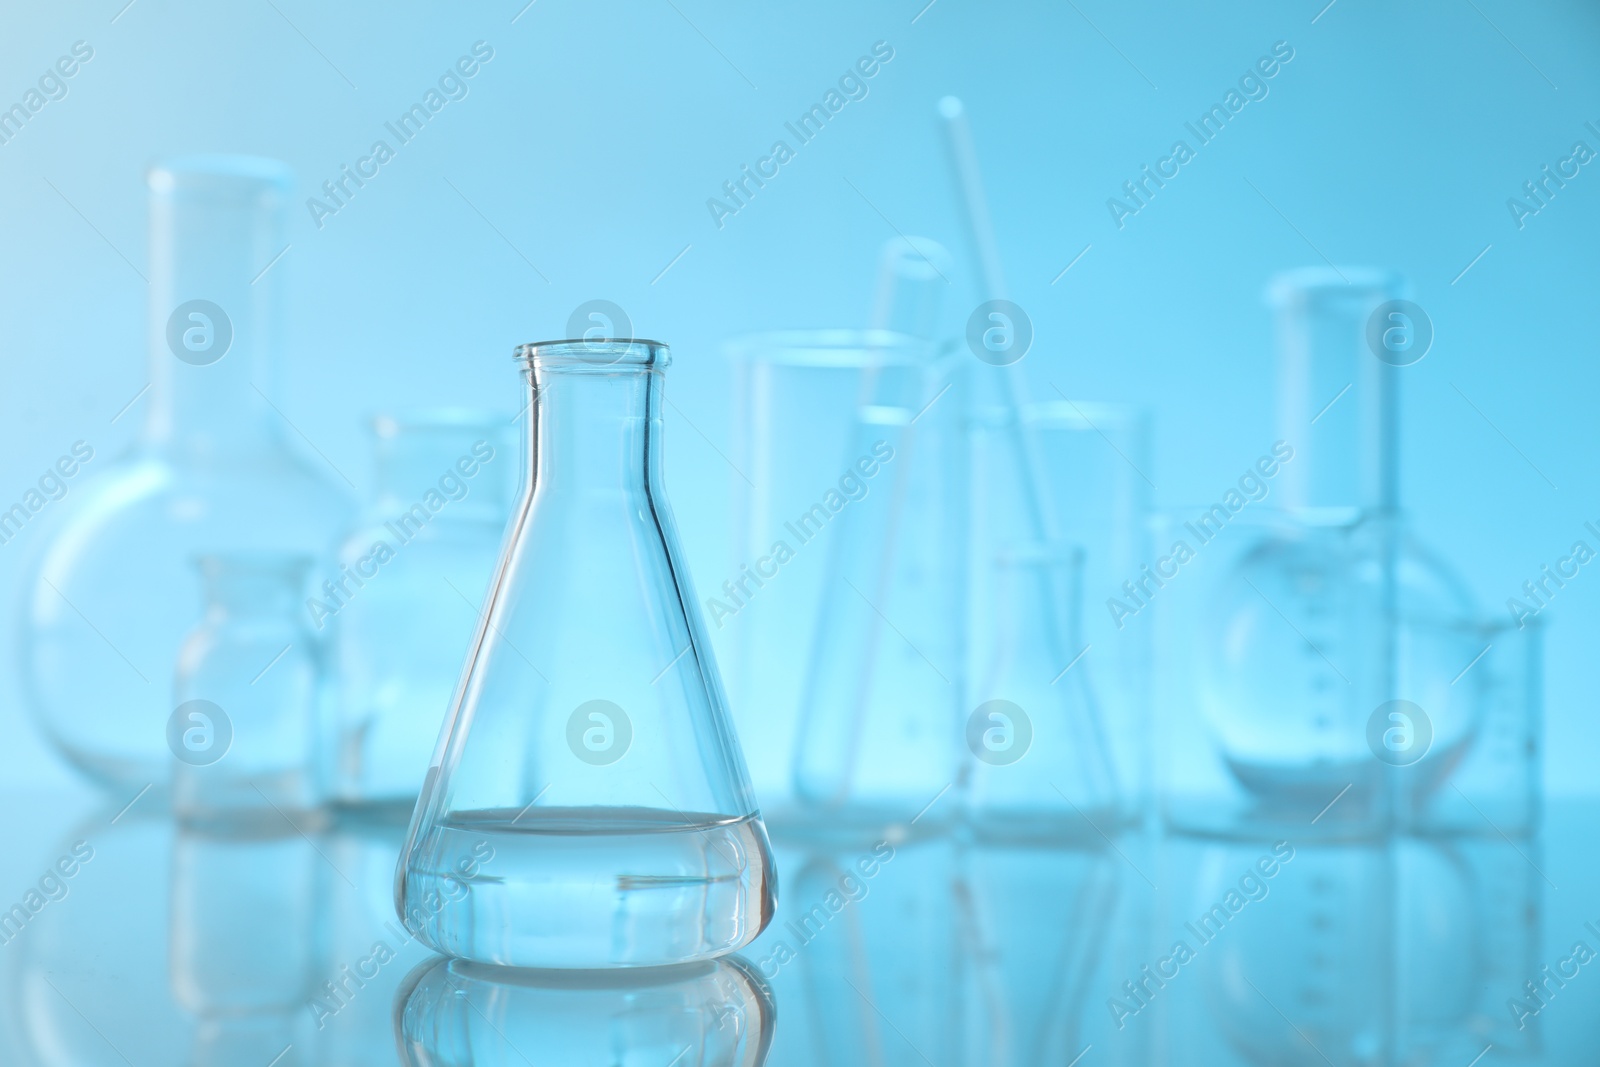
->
515 338 670 369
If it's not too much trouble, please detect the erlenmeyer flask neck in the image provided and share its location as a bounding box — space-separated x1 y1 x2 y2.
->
517 340 670 498
145 157 292 459
1270 268 1405 515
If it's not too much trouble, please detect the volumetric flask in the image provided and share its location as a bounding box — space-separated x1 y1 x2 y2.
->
330 411 512 817
395 339 776 969
1195 270 1479 825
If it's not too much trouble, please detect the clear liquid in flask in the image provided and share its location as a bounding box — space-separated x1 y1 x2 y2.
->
402 806 775 968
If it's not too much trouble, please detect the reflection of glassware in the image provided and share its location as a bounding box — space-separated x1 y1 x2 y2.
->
1195 838 1393 1067
729 330 965 834
8 809 191 1066
1199 270 1479 817
169 823 325 1067
395 955 775 1066
313 812 435 1065
1189 834 1524 1067
173 553 326 821
772 838 959 1067
956 843 1134 1066
17 156 352 791
396 339 776 968
331 412 512 815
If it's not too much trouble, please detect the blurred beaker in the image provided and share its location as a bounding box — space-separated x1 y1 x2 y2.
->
17 155 353 791
172 552 327 822
1412 616 1542 835
728 330 966 836
330 411 512 816
965 401 1150 839
395 955 775 1067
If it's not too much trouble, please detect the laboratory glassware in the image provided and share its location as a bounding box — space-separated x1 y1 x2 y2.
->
395 339 776 969
7 809 190 1066
396 956 775 1067
956 841 1137 1067
17 156 352 791
172 553 327 822
1194 269 1480 823
966 401 1149 840
1185 837 1393 1067
330 411 512 816
728 329 966 835
1414 615 1542 835
170 823 325 1067
777 838 960 1067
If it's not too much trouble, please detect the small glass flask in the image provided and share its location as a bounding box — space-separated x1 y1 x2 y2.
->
395 339 777 969
172 552 327 821
329 411 512 817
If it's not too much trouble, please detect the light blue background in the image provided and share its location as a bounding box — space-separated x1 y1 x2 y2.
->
1 0 1596 795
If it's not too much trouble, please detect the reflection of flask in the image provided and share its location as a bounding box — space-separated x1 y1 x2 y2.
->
781 840 960 1067
170 823 325 1067
7 809 190 1066
957 843 1129 1066
1197 840 1389 1067
1200 270 1478 813
173 553 326 821
1196 838 1482 1067
18 156 352 790
396 340 776 968
331 412 511 815
396 955 775 1067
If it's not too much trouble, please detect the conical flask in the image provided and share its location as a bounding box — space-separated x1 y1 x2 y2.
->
395 339 777 969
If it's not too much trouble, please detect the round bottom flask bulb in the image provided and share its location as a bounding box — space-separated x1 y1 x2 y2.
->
395 339 777 969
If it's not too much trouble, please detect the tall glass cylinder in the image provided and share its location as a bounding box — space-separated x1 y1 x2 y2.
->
727 330 967 837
